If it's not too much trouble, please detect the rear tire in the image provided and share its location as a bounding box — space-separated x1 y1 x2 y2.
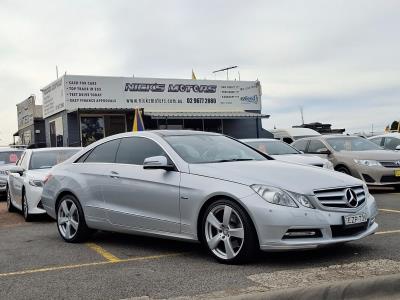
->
56 194 93 243
6 187 17 213
200 199 258 264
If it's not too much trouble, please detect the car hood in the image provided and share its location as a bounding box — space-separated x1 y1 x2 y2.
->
336 150 400 160
271 154 325 165
188 160 362 195
27 169 50 181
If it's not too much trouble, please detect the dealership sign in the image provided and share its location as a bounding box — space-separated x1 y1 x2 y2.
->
42 75 262 118
17 95 36 130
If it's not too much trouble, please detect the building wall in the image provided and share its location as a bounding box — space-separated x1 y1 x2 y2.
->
67 112 81 146
33 119 46 145
223 118 273 139
45 111 68 147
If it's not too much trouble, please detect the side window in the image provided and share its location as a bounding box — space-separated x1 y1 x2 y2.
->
292 139 308 152
384 137 400 150
370 137 382 147
308 140 328 153
84 139 121 163
116 137 167 165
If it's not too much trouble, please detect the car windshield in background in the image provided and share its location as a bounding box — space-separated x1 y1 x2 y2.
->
247 141 300 155
165 135 267 164
326 137 381 152
0 151 23 165
29 149 80 170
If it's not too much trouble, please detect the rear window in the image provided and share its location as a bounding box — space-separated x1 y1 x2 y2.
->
29 149 80 170
0 151 23 165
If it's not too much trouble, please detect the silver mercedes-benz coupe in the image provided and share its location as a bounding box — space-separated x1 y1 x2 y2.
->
41 131 378 264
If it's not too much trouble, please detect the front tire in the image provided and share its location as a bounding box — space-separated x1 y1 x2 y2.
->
200 199 258 264
336 165 351 175
56 194 92 243
22 193 33 222
6 187 17 213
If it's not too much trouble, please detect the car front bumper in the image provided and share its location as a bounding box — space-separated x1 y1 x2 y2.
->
0 176 7 192
27 185 46 215
351 164 400 186
242 193 378 251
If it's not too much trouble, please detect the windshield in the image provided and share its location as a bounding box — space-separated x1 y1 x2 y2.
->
165 135 267 164
246 141 300 155
29 149 80 170
0 151 23 165
325 137 381 152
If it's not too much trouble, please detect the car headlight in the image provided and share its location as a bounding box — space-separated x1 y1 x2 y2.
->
251 185 299 208
363 183 370 199
29 179 43 187
0 170 9 176
288 191 315 209
323 160 334 170
354 159 382 167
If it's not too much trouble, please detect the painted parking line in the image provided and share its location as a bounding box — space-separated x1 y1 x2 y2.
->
376 230 400 235
379 208 400 214
86 242 121 262
0 252 183 278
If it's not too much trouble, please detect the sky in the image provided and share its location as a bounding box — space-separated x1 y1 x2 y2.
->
0 0 399 144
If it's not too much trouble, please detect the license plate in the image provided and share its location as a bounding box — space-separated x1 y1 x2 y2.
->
344 213 367 226
395 169 400 177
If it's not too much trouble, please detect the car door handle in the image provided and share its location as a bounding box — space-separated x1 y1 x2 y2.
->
110 171 120 179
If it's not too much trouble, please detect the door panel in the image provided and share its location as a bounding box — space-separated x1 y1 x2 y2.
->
103 164 181 233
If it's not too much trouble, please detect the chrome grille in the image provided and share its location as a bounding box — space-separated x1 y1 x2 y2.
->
379 161 400 168
313 185 365 208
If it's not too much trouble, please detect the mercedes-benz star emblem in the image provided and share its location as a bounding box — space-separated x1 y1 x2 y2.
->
345 188 358 208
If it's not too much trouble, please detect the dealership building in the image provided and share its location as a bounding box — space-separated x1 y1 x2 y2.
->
40 75 271 147
14 95 46 146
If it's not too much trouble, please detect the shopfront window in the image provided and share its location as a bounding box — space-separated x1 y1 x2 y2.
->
49 117 64 147
80 116 105 147
80 115 126 147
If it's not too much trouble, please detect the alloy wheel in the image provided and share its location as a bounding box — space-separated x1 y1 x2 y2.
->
204 205 244 260
58 199 79 240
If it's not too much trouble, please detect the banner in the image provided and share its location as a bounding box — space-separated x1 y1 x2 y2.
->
42 75 262 118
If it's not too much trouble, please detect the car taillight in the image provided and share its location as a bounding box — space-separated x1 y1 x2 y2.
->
43 174 53 185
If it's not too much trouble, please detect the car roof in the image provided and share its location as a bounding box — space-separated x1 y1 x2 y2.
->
29 147 82 152
369 133 400 138
0 147 24 152
241 138 278 142
269 128 321 136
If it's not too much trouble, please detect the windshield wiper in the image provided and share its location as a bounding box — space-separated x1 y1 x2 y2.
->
212 158 256 163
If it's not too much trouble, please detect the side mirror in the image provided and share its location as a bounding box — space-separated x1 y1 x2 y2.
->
317 148 331 155
396 145 400 151
143 156 174 171
9 166 24 176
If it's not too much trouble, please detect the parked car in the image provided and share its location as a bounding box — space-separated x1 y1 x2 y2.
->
369 133 400 151
268 128 321 144
0 148 24 195
292 135 400 188
41 131 377 264
241 138 333 169
7 147 81 221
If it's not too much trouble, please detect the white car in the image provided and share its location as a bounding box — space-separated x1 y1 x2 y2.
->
7 147 81 221
369 133 400 151
242 138 334 169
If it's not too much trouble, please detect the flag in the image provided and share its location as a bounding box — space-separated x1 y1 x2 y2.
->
132 108 145 132
191 69 197 80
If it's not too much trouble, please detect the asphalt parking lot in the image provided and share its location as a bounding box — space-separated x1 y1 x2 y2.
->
0 189 399 300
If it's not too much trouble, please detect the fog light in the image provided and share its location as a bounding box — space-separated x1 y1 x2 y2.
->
283 229 322 239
